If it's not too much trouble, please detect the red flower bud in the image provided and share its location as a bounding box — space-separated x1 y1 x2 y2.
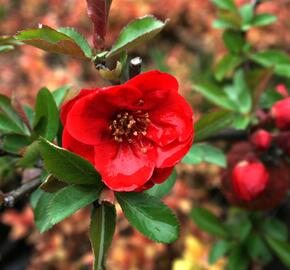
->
271 97 290 130
250 129 272 150
232 161 269 201
276 84 289 97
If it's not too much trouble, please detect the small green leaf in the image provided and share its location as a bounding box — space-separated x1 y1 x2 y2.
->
116 192 179 243
145 169 177 198
211 0 237 12
107 15 167 57
246 233 272 264
215 54 242 81
17 141 40 167
228 246 249 270
33 88 59 141
2 134 31 154
52 85 71 107
89 203 116 270
266 237 290 268
58 27 92 59
227 216 252 241
191 207 228 238
209 240 231 264
194 110 236 142
48 184 102 227
15 25 89 59
240 3 254 25
183 143 226 167
223 30 245 53
262 219 288 241
34 191 54 233
0 45 14 53
39 138 102 186
0 94 29 135
193 83 237 110
251 13 277 27
40 174 67 193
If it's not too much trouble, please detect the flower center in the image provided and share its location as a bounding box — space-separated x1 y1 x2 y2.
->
109 110 150 143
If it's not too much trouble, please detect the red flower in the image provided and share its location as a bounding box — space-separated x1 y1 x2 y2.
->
232 161 269 201
222 142 290 211
60 71 194 191
271 97 290 130
250 129 272 150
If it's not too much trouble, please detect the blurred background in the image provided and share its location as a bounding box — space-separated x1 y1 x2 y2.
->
1 0 290 269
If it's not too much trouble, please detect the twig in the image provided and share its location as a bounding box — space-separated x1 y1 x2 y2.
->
0 178 41 207
129 57 142 79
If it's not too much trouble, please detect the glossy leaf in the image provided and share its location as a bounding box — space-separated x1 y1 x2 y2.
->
89 203 116 270
39 138 102 186
183 143 226 167
266 237 290 268
48 184 102 227
2 134 31 154
0 94 29 135
34 191 54 233
15 25 89 59
33 88 59 141
145 169 177 198
194 110 236 142
17 141 40 167
191 207 229 238
107 15 167 57
215 54 242 81
193 83 237 110
58 27 92 58
52 85 71 107
251 13 277 27
116 192 179 243
209 240 231 264
40 174 67 193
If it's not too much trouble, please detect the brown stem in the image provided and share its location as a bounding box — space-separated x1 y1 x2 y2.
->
0 177 41 208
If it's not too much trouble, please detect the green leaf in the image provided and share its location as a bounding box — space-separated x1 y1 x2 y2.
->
116 192 179 243
228 246 249 270
227 216 252 241
211 0 237 12
2 134 31 154
0 45 14 53
215 54 242 81
15 25 90 59
33 88 59 141
193 83 237 110
89 203 116 270
40 174 67 193
58 27 92 58
223 30 245 53
246 233 272 264
240 3 254 25
262 219 288 241
17 141 40 167
183 143 226 167
191 207 229 238
48 184 102 228
266 237 290 268
34 191 54 233
0 94 29 135
39 138 102 186
194 110 236 142
224 69 252 113
251 13 277 27
145 169 177 198
213 18 238 29
209 240 231 264
0 113 26 135
251 50 290 78
107 15 167 57
52 85 71 107
30 189 43 209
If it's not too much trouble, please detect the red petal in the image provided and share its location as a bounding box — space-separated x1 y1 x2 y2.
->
62 128 95 164
125 70 179 111
150 166 174 184
60 89 95 126
94 139 157 191
156 135 193 168
66 85 142 145
146 91 193 146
